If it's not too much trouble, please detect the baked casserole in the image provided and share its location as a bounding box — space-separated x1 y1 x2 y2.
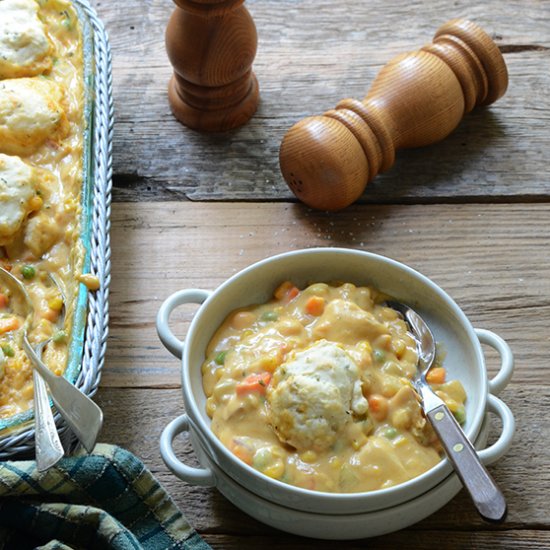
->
0 0 96 420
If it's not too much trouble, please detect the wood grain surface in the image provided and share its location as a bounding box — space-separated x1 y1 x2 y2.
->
101 202 549 548
95 0 549 203
89 0 550 547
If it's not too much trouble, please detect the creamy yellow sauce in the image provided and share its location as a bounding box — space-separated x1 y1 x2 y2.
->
0 0 86 418
202 281 467 493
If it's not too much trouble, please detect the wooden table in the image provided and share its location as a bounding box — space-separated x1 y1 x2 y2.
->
92 1 550 547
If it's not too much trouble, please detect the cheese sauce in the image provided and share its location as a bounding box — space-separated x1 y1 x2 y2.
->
202 281 467 493
0 0 86 418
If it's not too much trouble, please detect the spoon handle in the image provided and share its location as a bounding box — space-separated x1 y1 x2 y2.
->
24 337 103 453
33 370 64 471
427 403 507 522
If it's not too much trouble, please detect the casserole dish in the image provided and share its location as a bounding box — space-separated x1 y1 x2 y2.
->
0 0 112 457
157 248 514 528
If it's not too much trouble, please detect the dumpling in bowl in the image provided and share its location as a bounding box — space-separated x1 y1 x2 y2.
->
0 78 68 156
267 340 368 452
0 0 53 79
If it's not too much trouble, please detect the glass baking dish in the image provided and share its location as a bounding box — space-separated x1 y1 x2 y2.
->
0 0 113 456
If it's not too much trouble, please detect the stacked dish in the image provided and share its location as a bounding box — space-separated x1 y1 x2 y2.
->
157 248 515 539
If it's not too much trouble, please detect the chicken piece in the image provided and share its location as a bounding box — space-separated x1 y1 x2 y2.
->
0 78 68 156
0 0 53 78
268 340 368 452
311 299 388 345
23 213 62 257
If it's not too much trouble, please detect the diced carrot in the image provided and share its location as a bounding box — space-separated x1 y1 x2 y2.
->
273 281 300 302
231 443 253 466
305 295 325 316
0 317 20 334
42 308 60 323
236 372 272 395
287 286 300 301
274 281 293 300
367 394 389 421
0 294 8 309
426 367 446 385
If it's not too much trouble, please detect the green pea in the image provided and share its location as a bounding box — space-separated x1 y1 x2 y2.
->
373 349 385 363
214 351 227 365
383 427 398 439
260 311 278 322
52 330 67 344
453 405 466 425
21 265 36 280
252 448 272 470
1 344 15 357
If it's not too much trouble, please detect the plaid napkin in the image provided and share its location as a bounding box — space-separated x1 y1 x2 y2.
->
0 444 211 550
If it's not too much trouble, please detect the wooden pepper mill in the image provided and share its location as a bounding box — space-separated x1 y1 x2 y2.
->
279 19 508 210
165 0 259 132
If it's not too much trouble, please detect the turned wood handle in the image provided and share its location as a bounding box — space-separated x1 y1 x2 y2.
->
427 404 507 523
279 19 508 210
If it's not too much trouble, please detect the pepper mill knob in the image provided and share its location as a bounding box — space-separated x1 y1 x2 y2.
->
279 19 508 210
165 0 259 132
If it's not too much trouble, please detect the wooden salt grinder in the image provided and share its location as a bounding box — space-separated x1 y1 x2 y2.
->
165 0 259 132
279 19 508 210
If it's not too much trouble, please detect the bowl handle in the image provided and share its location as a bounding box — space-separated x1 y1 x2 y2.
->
160 414 217 487
156 289 211 359
477 394 515 465
475 328 514 395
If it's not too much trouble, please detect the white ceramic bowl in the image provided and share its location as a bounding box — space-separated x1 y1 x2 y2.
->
162 404 512 539
157 248 515 525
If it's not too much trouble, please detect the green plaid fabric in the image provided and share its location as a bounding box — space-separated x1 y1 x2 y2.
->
0 444 211 550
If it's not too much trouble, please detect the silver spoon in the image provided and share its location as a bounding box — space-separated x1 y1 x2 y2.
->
0 267 64 469
386 300 507 523
33 359 65 471
0 267 103 454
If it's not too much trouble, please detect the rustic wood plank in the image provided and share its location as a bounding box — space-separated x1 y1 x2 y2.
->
104 202 550 388
201 532 550 550
95 385 550 543
91 0 550 202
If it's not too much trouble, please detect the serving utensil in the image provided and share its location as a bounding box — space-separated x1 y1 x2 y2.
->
386 300 507 523
0 267 63 470
0 267 103 455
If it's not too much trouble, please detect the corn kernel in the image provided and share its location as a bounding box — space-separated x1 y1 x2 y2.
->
392 339 405 358
48 297 63 311
263 460 285 479
360 340 372 354
300 450 317 463
393 435 408 448
329 457 342 470
28 195 43 211
206 396 217 417
77 273 100 291
258 354 279 372
375 334 392 350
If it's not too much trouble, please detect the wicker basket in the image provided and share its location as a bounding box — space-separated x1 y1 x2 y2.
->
0 0 113 458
